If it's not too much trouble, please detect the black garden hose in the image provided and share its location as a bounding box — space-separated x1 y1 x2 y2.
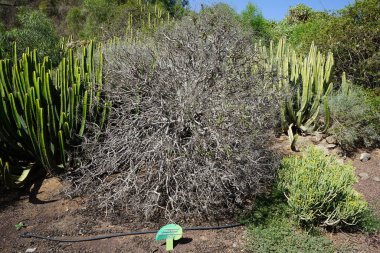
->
20 223 243 243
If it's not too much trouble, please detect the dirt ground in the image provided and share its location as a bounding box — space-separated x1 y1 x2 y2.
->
0 177 247 253
0 136 379 253
328 148 380 253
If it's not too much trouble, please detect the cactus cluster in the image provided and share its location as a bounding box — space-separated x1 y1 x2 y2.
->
0 41 109 187
255 38 334 135
125 1 172 42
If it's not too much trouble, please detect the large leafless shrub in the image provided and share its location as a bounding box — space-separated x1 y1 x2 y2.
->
69 6 281 222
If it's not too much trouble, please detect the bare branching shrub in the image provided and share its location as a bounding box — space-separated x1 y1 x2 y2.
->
69 6 280 222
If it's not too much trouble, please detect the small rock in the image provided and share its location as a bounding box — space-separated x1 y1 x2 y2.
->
331 147 344 157
326 144 336 149
232 243 237 248
358 173 369 180
373 177 380 182
326 136 337 144
200 236 207 241
25 248 37 253
313 133 324 143
360 153 371 162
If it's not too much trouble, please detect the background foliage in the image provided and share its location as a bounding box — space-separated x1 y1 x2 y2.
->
240 3 271 42
328 81 380 150
1 8 61 64
274 0 380 88
66 0 187 40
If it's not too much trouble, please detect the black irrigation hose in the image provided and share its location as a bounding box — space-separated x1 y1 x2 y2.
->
20 223 243 243
184 223 243 231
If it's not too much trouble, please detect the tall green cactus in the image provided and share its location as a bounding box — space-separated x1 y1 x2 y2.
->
0 41 110 188
124 0 173 42
256 38 334 135
341 72 351 96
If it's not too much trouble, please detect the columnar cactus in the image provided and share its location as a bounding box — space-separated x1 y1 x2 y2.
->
0 41 109 187
255 38 334 134
125 1 173 42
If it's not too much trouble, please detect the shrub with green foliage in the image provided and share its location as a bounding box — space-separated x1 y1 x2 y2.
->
286 13 332 53
244 167 378 252
66 0 117 39
157 0 189 17
325 0 380 88
270 4 329 45
0 22 6 58
328 76 380 150
66 0 176 40
38 0 58 16
278 146 368 227
5 8 61 64
360 209 380 233
66 7 85 38
240 3 271 42
275 0 380 88
286 4 313 24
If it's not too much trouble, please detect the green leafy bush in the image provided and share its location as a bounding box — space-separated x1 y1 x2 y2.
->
286 13 332 53
328 78 380 150
158 0 189 17
278 146 368 227
285 4 313 24
81 0 118 39
66 0 173 40
270 4 330 46
39 0 58 16
66 7 85 38
0 22 6 58
240 3 271 42
275 0 380 88
360 209 380 233
326 0 380 88
6 8 61 64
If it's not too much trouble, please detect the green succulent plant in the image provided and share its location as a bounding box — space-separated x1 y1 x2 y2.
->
0 41 110 188
255 38 334 141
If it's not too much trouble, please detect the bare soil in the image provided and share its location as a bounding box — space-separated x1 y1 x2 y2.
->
0 136 379 253
328 148 380 253
0 178 247 252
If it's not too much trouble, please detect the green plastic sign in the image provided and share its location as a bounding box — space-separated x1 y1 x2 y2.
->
155 224 183 251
